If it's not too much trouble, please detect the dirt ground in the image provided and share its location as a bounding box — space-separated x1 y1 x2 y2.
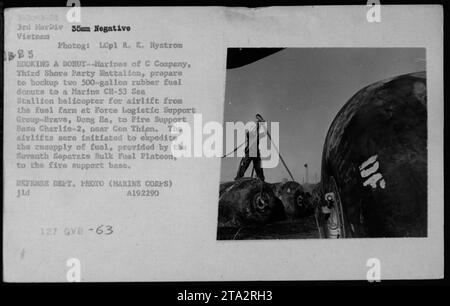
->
217 214 320 240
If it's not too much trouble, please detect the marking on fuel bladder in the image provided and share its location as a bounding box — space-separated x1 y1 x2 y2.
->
359 155 386 189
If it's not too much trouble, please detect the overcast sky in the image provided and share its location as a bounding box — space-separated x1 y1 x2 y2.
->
220 48 426 183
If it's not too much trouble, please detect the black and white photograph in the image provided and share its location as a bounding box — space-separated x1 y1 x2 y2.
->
218 48 427 240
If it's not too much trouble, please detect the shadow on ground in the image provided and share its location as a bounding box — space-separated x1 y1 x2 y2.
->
217 214 319 240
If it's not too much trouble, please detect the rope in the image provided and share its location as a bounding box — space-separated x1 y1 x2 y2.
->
221 140 246 158
233 227 244 240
